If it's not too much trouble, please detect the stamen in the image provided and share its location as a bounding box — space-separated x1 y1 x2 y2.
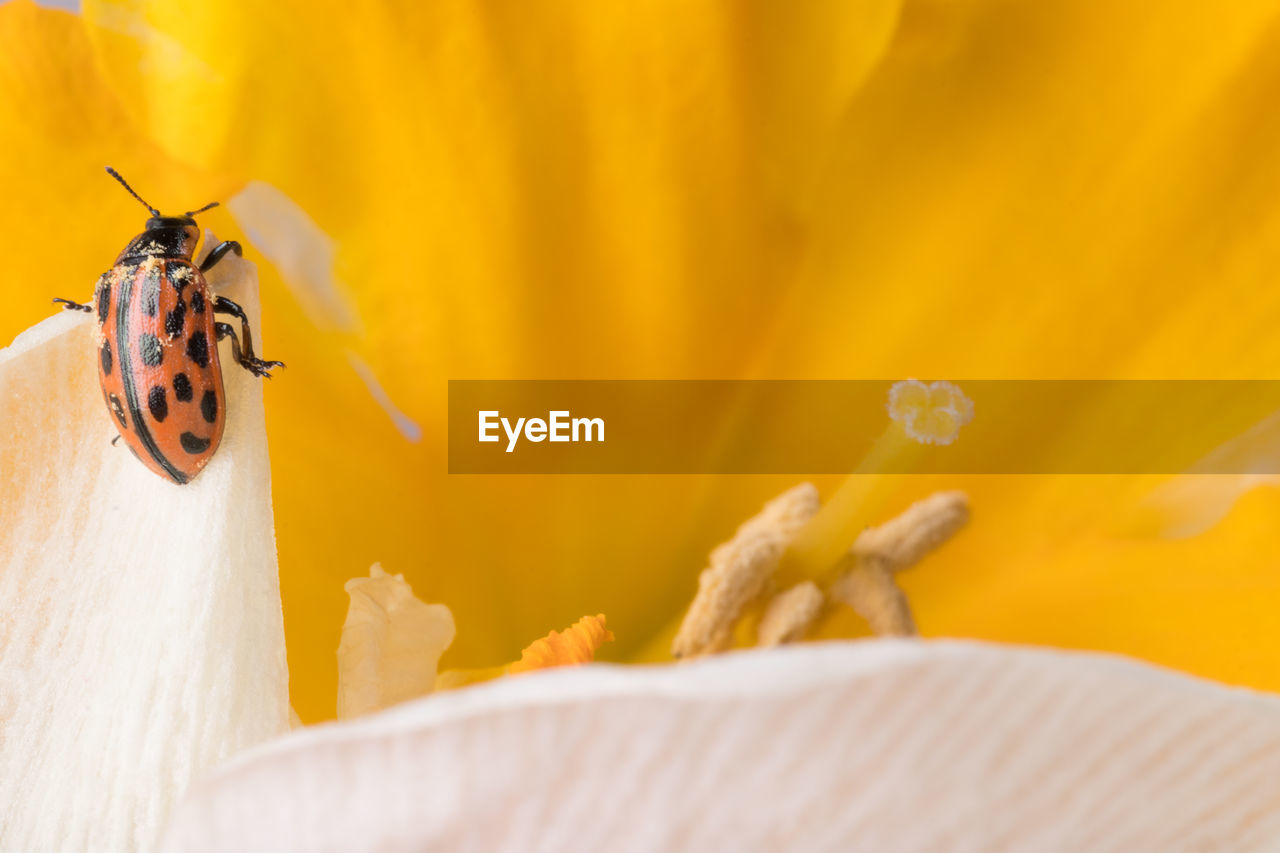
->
828 563 917 636
672 483 820 658
436 615 615 689
673 487 968 656
784 380 973 581
850 490 970 570
827 491 970 636
757 581 824 647
508 614 614 674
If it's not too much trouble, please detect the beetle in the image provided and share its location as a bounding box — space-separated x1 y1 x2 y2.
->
53 167 284 484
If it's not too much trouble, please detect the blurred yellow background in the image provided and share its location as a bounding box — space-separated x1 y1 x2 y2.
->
5 0 1280 722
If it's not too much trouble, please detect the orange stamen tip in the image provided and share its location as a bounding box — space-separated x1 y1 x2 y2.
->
508 614 615 674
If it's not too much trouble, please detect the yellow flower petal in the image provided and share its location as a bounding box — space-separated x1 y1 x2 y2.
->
805 475 1280 693
0 0 1269 720
69 0 902 721
0 1 232 334
508 615 615 675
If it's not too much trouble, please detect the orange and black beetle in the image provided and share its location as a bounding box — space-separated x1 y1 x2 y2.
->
54 167 284 484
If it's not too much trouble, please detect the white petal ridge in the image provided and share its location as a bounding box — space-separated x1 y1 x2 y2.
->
164 640 1280 852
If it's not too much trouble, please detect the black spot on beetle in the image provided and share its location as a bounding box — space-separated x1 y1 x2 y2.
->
186 330 209 367
165 302 186 338
180 432 211 454
148 385 168 422
173 372 193 402
139 266 162 316
200 390 218 424
100 339 112 375
96 276 111 324
139 333 163 367
190 289 204 314
108 393 127 428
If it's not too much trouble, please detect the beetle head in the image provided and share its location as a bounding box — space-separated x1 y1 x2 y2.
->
106 166 219 226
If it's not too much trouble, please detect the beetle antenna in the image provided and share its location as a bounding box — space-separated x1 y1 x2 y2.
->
104 166 161 217
185 201 219 217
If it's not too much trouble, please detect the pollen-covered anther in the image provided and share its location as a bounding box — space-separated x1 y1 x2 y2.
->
828 491 970 637
828 563 918 636
672 483 820 659
757 581 824 647
887 379 974 446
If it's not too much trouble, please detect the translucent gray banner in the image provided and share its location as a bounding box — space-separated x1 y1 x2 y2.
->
447 380 1280 474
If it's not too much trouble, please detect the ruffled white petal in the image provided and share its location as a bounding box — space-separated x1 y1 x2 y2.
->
163 641 1280 852
337 564 455 719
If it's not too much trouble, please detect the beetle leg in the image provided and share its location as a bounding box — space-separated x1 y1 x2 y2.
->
212 296 256 355
111 434 121 446
199 240 242 273
215 321 284 378
52 298 93 313
213 296 285 375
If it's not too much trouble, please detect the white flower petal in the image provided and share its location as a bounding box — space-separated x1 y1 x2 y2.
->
0 242 289 851
163 641 1280 852
337 564 455 720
